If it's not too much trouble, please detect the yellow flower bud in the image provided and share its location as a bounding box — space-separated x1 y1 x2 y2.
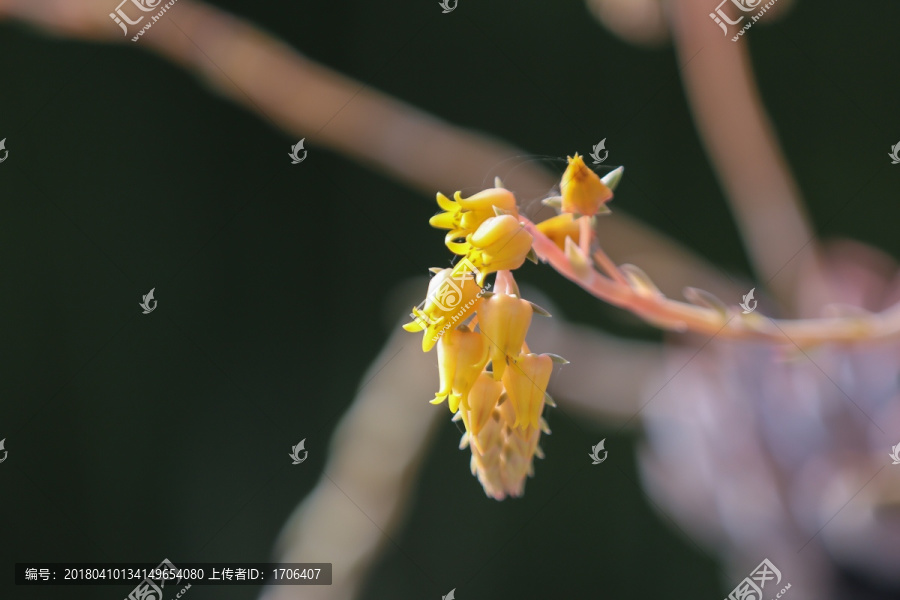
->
464 214 534 283
536 213 581 251
477 293 533 380
501 353 553 431
560 153 613 216
465 373 504 439
433 328 490 413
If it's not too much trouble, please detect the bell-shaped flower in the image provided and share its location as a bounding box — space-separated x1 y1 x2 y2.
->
433 328 490 413
501 353 553 431
430 188 519 254
478 292 533 380
560 153 613 216
464 372 504 440
403 266 484 352
461 214 534 284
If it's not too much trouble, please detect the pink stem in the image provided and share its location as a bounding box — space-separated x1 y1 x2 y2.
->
521 216 900 346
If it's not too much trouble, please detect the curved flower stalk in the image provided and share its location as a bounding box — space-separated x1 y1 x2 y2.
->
528 156 900 348
406 152 900 499
404 186 565 500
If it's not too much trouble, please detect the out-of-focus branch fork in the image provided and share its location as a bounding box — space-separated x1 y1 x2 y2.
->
0 0 739 303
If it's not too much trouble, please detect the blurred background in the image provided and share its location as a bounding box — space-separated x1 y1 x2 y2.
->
1 0 899 599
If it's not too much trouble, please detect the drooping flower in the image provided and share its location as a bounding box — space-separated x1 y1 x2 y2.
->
430 188 519 245
560 153 613 216
469 409 506 500
463 372 504 439
499 424 541 497
457 215 534 284
502 352 553 431
477 292 533 380
403 171 574 500
466 391 549 500
403 265 484 352
433 327 490 413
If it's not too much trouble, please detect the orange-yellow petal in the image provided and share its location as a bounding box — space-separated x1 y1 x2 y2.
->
465 373 504 437
477 293 533 380
501 353 552 431
536 213 581 251
434 328 490 412
430 188 519 234
560 153 613 216
465 215 534 281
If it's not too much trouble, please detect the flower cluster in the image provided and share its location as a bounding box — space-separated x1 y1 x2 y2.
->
404 184 568 500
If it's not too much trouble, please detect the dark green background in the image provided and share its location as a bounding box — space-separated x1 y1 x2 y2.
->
2 1 897 598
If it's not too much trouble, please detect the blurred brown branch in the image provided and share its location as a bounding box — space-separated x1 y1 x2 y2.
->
0 0 740 303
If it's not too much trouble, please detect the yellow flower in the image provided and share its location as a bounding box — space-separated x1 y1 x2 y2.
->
499 425 540 497
402 266 484 352
501 353 553 431
469 411 506 500
536 213 581 251
560 153 613 216
430 188 519 240
458 214 534 284
433 328 490 413
477 293 533 380
464 372 504 439
468 393 545 500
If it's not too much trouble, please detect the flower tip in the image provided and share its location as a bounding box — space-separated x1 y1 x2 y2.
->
528 301 552 317
402 320 423 333
541 195 562 209
561 153 613 217
539 416 551 434
601 166 624 192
